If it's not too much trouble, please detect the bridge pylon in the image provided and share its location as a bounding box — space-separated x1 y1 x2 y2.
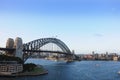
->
6 38 14 56
5 37 23 60
14 37 23 59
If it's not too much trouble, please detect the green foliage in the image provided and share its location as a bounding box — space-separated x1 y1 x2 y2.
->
0 55 24 64
33 67 44 73
23 63 37 72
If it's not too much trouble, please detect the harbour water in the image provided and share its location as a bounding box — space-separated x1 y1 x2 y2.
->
1 59 120 80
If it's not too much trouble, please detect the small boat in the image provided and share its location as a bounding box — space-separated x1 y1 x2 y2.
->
95 64 100 67
117 71 120 74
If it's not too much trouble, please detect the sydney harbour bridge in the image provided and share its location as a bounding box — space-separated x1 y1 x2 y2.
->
0 37 78 62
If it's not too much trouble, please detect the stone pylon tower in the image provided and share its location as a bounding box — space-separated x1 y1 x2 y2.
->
5 37 23 59
14 37 23 59
6 38 14 56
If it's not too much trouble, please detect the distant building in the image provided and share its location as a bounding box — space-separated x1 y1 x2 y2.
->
113 56 118 61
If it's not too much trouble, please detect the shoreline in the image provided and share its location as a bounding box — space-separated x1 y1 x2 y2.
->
0 70 48 77
0 66 48 77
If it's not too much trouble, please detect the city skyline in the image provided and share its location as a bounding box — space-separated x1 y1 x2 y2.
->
0 0 120 54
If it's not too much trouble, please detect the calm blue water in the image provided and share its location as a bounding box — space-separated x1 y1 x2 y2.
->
1 59 120 80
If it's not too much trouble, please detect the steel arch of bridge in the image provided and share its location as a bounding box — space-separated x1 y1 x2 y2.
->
23 38 71 54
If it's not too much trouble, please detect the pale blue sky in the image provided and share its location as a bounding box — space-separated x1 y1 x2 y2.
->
0 0 120 54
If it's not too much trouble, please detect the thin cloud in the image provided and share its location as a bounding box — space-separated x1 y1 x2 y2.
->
94 33 104 37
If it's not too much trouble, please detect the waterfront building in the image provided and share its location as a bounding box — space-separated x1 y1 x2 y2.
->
0 61 23 75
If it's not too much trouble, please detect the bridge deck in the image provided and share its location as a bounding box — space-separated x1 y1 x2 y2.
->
0 48 15 51
0 48 72 55
23 49 72 55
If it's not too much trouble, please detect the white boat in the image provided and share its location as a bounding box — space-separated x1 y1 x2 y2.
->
117 71 120 74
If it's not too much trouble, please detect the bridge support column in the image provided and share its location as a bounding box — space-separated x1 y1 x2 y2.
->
14 37 23 60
